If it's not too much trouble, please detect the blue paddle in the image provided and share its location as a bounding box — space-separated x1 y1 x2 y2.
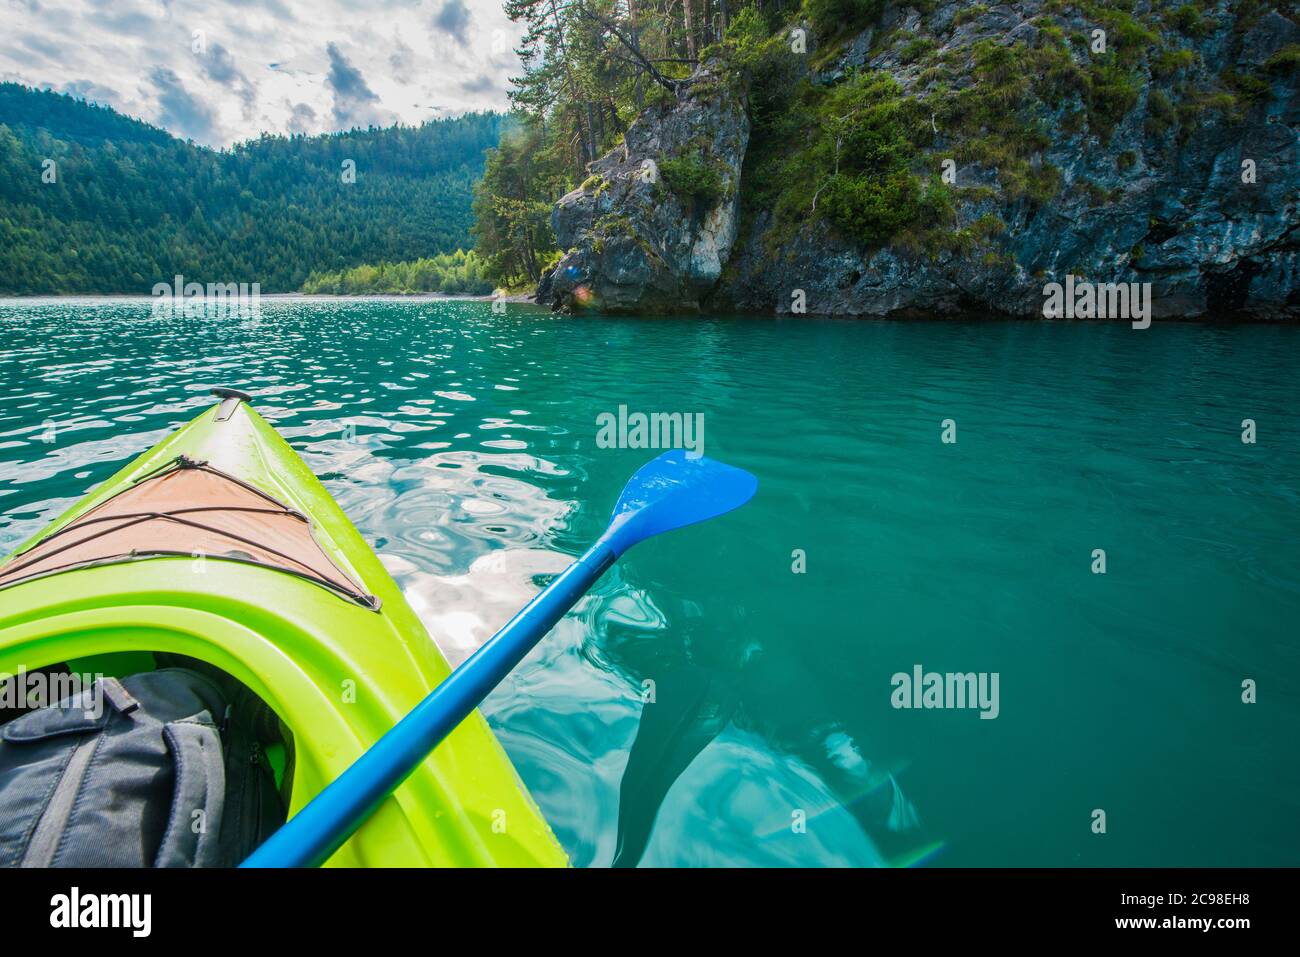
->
243 450 757 867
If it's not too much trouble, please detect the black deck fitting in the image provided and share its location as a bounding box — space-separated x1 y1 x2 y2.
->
210 387 253 402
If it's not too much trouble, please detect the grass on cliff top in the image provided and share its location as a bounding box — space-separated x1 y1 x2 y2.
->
741 65 955 255
735 19 1068 264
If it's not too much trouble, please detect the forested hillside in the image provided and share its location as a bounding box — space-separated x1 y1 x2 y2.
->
300 250 494 295
0 83 503 294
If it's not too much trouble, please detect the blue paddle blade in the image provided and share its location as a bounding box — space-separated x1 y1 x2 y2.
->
597 450 758 557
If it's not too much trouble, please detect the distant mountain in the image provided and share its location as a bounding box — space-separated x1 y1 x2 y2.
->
0 83 503 294
0 84 175 149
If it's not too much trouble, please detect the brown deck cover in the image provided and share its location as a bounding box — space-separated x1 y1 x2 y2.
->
0 458 375 607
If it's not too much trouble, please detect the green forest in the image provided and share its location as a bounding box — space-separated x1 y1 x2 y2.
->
6 2 1283 297
471 0 1296 288
0 83 502 294
473 0 860 288
301 250 494 296
473 0 783 288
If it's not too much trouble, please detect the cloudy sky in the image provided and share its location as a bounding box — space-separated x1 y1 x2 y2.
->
0 0 525 147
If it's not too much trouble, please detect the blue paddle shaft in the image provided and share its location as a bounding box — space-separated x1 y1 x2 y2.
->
242 542 615 868
242 450 757 868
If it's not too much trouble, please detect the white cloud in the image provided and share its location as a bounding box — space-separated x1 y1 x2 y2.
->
0 0 525 146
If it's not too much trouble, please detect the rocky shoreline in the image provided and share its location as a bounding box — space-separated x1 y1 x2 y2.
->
537 2 1299 320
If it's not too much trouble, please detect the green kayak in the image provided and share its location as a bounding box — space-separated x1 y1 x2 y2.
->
0 390 567 867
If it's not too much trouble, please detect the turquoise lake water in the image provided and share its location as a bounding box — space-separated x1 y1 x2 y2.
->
1 297 1297 867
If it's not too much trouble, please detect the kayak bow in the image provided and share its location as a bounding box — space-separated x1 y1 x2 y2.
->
0 391 567 867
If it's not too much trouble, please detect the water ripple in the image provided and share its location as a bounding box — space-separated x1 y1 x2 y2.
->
2 298 1298 866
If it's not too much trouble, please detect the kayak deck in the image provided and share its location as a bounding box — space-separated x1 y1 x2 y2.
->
0 454 378 608
0 394 567 867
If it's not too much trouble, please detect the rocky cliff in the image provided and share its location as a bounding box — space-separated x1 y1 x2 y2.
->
538 61 749 313
540 1 1299 319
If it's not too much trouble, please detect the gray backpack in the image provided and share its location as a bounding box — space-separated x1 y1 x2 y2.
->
0 668 284 867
